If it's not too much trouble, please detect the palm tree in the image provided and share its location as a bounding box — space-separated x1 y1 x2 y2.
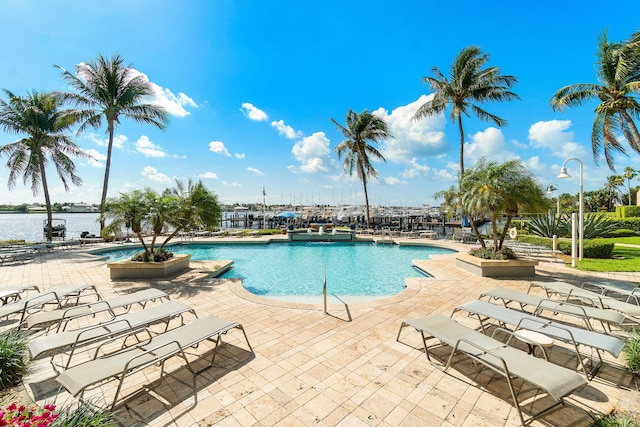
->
550 31 640 170
603 175 623 210
458 158 547 251
56 53 170 231
623 166 638 205
0 90 88 240
413 46 519 174
331 110 392 229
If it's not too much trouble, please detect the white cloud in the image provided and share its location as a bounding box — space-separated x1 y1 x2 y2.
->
209 141 231 156
373 95 448 164
383 176 405 186
528 120 587 159
247 167 264 176
234 153 246 159
465 127 513 163
135 135 167 158
199 171 218 179
141 166 172 183
127 69 196 117
86 132 127 149
240 103 268 121
271 120 303 139
83 148 106 168
290 132 331 174
400 159 430 179
223 181 243 187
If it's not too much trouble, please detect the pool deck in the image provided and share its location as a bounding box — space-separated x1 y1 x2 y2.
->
1 235 639 426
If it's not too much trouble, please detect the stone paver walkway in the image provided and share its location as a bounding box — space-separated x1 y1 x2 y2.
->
1 237 639 426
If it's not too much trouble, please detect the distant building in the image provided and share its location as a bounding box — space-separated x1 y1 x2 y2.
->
62 203 99 213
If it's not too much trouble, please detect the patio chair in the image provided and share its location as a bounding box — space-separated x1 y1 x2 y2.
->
581 280 640 305
397 314 586 426
0 284 40 304
452 299 626 379
28 300 196 371
480 287 628 335
529 281 640 320
55 315 253 410
0 284 101 325
24 288 169 331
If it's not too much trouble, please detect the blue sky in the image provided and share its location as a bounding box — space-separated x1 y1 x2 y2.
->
1 0 640 208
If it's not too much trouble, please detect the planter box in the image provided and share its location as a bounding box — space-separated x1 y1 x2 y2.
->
108 254 191 280
455 253 538 277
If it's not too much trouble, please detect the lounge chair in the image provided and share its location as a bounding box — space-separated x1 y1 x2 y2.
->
581 280 640 304
25 288 169 331
55 315 253 410
397 314 586 426
0 285 101 325
529 281 640 320
0 285 40 304
452 300 625 379
28 300 195 371
480 287 627 335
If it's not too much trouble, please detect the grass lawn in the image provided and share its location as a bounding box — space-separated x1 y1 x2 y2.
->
576 244 640 272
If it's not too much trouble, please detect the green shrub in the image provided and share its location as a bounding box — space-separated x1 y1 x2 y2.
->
556 241 615 258
623 329 640 375
604 229 639 238
616 206 640 218
52 400 116 427
0 330 29 389
614 218 640 232
131 248 174 262
589 411 638 427
584 242 615 258
468 246 516 260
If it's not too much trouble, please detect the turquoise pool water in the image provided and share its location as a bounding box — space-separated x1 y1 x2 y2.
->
102 242 454 298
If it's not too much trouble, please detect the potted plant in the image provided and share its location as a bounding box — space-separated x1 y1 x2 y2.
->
103 179 221 279
440 158 548 277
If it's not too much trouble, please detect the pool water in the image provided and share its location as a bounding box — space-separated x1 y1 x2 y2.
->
102 242 454 298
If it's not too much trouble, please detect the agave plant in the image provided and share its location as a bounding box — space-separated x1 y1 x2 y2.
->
524 213 569 238
525 212 618 239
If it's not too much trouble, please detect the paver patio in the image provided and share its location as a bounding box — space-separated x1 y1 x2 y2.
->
1 237 638 426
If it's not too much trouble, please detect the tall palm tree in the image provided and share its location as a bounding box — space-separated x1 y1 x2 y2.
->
623 166 638 205
550 31 640 170
413 46 519 174
331 110 392 229
0 90 88 240
56 53 170 231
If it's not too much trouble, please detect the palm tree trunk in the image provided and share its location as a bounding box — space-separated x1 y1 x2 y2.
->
457 116 465 175
468 216 485 248
628 178 632 206
362 176 371 230
99 122 115 232
39 160 53 242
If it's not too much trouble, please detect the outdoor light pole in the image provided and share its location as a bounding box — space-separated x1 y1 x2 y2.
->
558 158 583 260
546 184 560 218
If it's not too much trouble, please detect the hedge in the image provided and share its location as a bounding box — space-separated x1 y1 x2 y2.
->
518 234 615 258
616 206 640 218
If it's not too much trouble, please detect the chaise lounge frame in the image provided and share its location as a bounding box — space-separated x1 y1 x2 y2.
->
55 315 253 410
397 314 586 426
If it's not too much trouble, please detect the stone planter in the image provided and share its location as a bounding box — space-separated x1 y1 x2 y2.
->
108 254 191 280
455 253 538 277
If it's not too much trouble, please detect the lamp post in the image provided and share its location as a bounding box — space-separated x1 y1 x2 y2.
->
546 184 560 219
558 158 583 260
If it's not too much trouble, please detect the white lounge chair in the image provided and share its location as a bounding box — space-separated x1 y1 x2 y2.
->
25 288 169 331
0 285 40 304
452 299 626 379
28 301 195 371
0 285 101 325
480 287 628 335
581 280 640 304
529 281 640 321
397 314 586 426
55 315 253 410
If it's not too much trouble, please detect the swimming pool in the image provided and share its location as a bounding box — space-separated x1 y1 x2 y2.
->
102 242 455 299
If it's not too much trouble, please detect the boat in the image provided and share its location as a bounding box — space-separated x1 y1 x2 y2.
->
43 218 66 240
